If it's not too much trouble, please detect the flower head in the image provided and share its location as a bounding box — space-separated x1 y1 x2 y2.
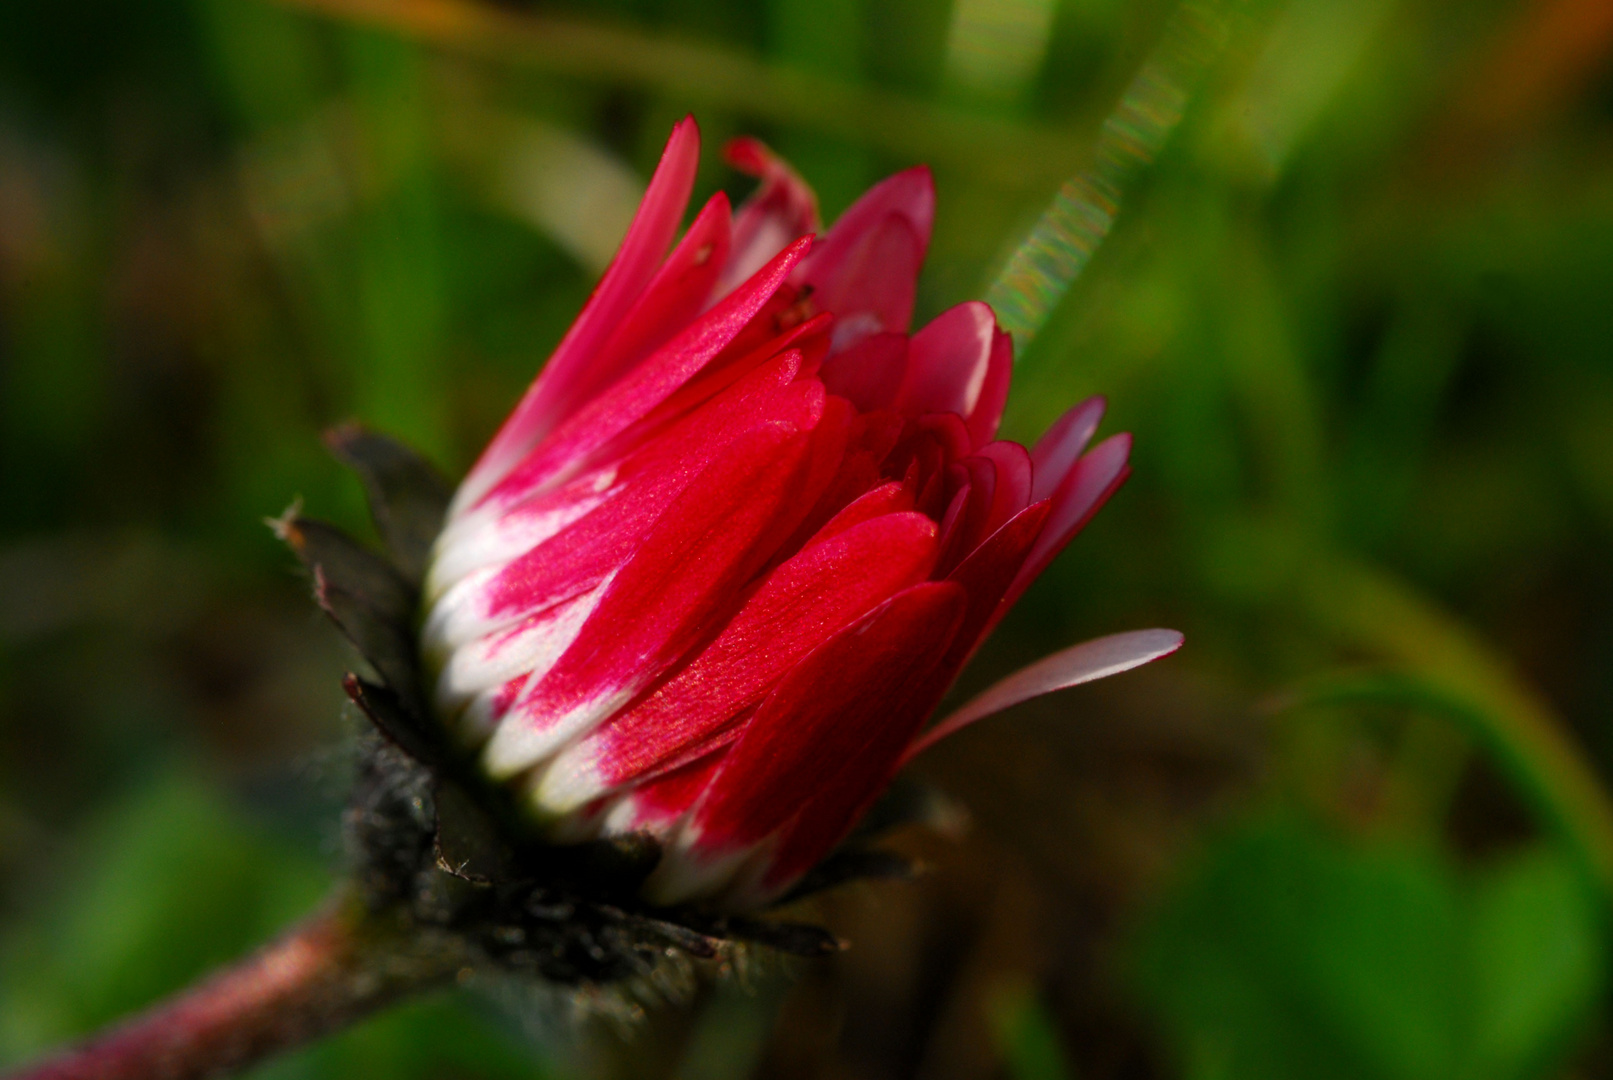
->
421 118 1180 909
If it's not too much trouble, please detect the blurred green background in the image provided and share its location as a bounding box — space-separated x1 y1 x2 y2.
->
3 0 1613 1076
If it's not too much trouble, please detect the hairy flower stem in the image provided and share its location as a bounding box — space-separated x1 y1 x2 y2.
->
6 895 471 1080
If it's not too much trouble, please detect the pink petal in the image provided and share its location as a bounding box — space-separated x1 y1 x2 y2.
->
797 167 934 346
911 445 952 520
896 302 996 426
697 283 825 377
943 499 1051 665
458 117 700 510
549 192 733 423
849 407 907 463
934 470 987 577
603 750 726 834
480 236 813 507
902 410 973 465
682 580 965 857
534 512 942 813
965 326 1014 448
646 581 966 906
774 445 882 557
1030 396 1106 502
1005 432 1132 610
584 310 828 473
484 409 834 776
773 399 920 558
902 629 1185 763
748 619 1181 905
721 137 820 294
811 480 913 543
433 357 819 647
787 393 857 550
815 215 926 351
745 600 992 902
797 166 933 296
975 441 1033 537
819 331 909 412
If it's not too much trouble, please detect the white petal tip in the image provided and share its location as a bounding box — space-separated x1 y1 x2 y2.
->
481 689 632 782
481 723 554 780
531 757 609 817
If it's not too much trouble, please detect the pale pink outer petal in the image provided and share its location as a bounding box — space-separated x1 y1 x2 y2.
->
600 751 725 836
426 382 798 655
796 167 935 346
1004 432 1132 611
432 579 611 727
457 117 700 511
456 673 531 743
425 468 617 603
1030 396 1106 502
720 137 821 294
901 629 1185 763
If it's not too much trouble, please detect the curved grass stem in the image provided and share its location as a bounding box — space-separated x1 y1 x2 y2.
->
1285 553 1613 911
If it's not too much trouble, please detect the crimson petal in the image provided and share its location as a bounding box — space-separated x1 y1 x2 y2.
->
484 408 835 777
535 511 943 812
670 581 965 879
459 116 700 508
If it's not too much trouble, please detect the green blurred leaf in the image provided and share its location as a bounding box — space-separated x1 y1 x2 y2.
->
671 977 790 1080
1469 847 1604 1080
254 990 564 1080
1130 817 1605 1080
0 770 330 1063
988 983 1077 1080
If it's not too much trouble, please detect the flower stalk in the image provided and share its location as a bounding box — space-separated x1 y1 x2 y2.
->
6 897 469 1080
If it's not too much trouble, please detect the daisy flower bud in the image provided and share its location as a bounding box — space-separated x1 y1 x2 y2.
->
418 117 1181 910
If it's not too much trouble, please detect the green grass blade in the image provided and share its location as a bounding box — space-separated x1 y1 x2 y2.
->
986 0 1236 345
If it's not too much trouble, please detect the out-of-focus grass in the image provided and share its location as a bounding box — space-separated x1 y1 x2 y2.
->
2 0 1612 1076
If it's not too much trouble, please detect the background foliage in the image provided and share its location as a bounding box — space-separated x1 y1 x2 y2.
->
2 0 1612 1076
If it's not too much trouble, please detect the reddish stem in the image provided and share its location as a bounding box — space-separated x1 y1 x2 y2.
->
6 899 466 1080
